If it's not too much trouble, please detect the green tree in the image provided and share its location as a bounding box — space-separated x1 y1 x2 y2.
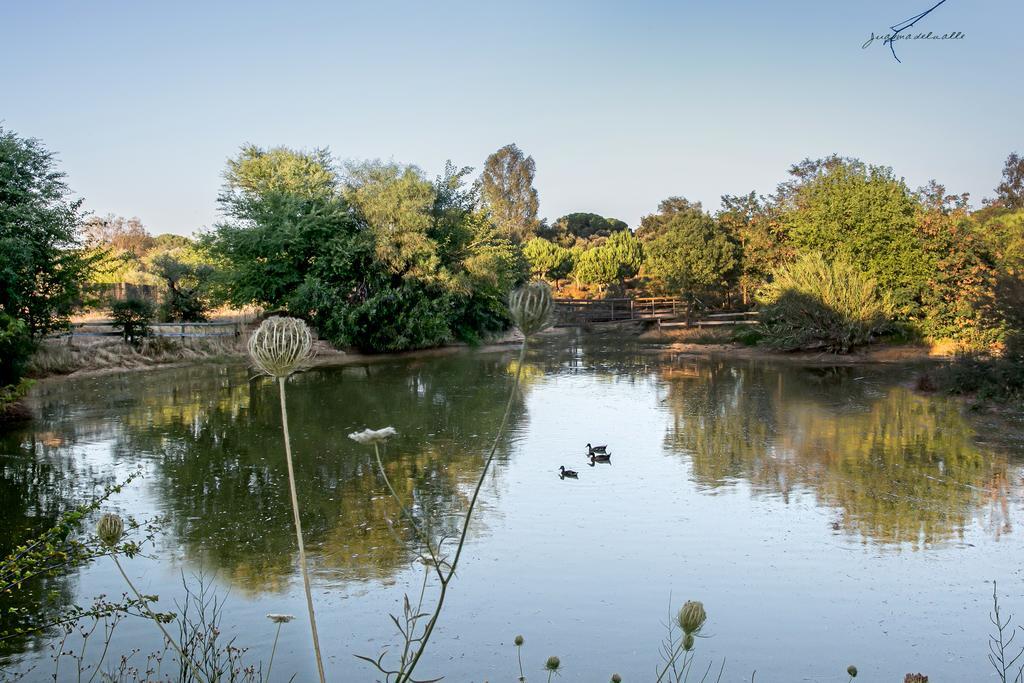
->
571 247 620 293
0 127 97 336
644 211 737 313
636 197 705 242
480 143 540 241
779 157 929 316
344 160 438 278
543 212 627 246
717 192 791 305
523 237 575 284
992 152 1024 210
604 230 644 282
205 145 361 309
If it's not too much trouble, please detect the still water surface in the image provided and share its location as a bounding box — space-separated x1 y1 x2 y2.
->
3 334 1024 681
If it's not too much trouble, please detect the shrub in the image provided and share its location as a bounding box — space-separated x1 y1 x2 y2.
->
0 312 34 387
933 353 1024 403
338 282 454 353
111 298 155 345
757 252 893 352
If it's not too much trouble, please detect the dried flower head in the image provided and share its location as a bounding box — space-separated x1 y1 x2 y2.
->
847 665 858 678
903 675 927 683
508 281 554 337
247 316 314 378
514 634 524 647
96 513 124 547
611 675 622 683
545 655 561 671
677 600 707 635
266 613 295 624
348 426 398 445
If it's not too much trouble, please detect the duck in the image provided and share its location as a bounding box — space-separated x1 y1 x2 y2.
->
589 453 611 464
586 443 608 455
559 466 579 478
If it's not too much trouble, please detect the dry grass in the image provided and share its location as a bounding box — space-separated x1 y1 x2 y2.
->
28 336 246 378
637 325 739 344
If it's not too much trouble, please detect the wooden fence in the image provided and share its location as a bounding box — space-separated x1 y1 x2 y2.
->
554 297 759 327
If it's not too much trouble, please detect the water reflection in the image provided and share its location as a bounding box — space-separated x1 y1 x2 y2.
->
1 341 1021 668
660 359 1015 546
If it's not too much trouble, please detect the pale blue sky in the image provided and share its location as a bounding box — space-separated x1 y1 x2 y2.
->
2 0 1020 235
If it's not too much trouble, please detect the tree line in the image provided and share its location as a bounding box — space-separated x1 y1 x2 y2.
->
2 123 1024 398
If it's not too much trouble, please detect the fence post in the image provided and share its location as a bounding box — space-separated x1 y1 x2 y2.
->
180 323 186 340
610 300 615 321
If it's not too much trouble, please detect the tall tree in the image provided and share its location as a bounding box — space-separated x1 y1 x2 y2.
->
636 197 705 241
645 211 737 314
480 143 540 241
779 157 929 316
716 192 790 305
0 127 96 336
992 152 1024 210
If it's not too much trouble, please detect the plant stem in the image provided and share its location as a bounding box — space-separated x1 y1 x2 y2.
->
110 555 207 683
266 622 283 682
394 341 529 682
517 645 525 682
277 376 327 683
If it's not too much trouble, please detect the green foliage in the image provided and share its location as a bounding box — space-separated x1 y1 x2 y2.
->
207 146 526 353
344 160 438 277
0 471 155 656
149 251 214 322
637 197 705 242
0 312 33 387
480 143 540 241
993 152 1024 210
644 211 737 304
572 246 620 290
339 280 454 353
523 237 575 282
569 231 643 292
543 212 628 245
757 252 894 352
0 126 98 336
111 298 155 345
934 354 1024 403
780 157 929 316
914 183 1002 347
717 192 791 304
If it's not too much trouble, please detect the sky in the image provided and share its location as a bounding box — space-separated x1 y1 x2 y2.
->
2 0 1021 236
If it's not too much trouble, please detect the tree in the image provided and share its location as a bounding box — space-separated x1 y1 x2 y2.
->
636 197 705 241
992 152 1024 210
780 157 929 316
0 127 97 336
480 143 540 241
148 249 214 322
645 211 737 313
543 212 627 246
570 231 643 294
716 192 791 305
205 145 361 309
343 161 437 278
523 237 574 284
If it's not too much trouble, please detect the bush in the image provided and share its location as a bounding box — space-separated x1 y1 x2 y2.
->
933 353 1024 403
338 282 454 353
757 252 893 352
110 298 155 345
0 312 34 387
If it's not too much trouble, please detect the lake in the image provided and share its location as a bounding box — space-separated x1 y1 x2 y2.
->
3 333 1024 681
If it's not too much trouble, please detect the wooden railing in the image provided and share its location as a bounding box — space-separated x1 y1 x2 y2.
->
553 297 758 326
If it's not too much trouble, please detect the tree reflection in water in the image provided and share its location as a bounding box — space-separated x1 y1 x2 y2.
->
660 359 1018 547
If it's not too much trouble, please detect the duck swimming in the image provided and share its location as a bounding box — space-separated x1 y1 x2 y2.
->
559 466 579 478
586 443 608 455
